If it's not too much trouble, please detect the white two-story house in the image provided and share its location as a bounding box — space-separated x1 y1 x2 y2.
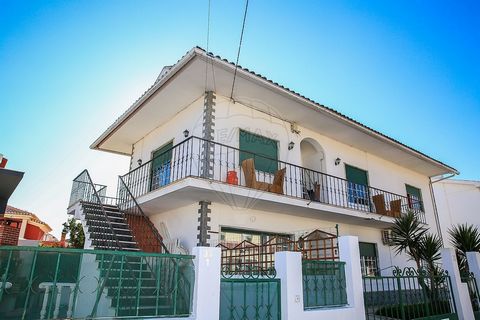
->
76 47 457 276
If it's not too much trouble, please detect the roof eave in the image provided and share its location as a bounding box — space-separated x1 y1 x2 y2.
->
213 56 459 177
90 46 458 176
90 47 203 153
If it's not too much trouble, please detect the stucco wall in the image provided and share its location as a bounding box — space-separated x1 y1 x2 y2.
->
131 93 437 227
212 96 437 227
434 179 480 246
131 92 440 272
149 201 415 273
130 96 204 171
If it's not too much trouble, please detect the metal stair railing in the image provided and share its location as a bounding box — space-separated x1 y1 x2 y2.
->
117 175 169 254
71 170 123 251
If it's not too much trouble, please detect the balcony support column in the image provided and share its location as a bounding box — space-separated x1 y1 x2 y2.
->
201 91 215 179
197 200 211 246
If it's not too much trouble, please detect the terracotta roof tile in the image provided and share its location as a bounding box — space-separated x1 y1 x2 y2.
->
4 205 51 229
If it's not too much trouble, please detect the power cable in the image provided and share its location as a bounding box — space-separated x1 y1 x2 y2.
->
204 0 211 91
229 0 249 101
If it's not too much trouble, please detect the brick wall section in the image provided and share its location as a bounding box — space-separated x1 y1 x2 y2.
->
0 224 20 246
125 214 163 253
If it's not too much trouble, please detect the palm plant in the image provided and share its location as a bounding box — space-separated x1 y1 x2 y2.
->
391 211 428 270
448 223 480 273
418 233 443 275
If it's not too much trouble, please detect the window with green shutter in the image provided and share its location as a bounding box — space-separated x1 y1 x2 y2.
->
345 164 369 205
406 184 424 212
239 130 278 174
150 141 173 190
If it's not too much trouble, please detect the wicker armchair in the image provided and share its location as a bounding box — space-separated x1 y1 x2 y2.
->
241 158 285 194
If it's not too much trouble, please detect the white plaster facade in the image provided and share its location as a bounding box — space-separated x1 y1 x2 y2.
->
91 47 457 274
433 179 480 245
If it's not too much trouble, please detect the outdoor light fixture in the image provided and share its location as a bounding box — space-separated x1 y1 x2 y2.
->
183 129 190 138
288 141 295 150
137 159 143 166
335 158 341 166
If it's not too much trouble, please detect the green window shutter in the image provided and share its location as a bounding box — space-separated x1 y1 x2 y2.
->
239 130 278 174
406 185 422 200
152 141 173 168
406 184 423 211
345 164 368 186
150 141 173 190
359 242 377 257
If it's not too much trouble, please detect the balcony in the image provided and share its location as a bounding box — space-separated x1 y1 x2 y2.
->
122 136 425 224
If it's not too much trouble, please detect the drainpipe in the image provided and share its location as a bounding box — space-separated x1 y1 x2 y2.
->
429 173 457 247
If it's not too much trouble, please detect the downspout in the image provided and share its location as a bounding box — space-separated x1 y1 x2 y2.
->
429 173 457 246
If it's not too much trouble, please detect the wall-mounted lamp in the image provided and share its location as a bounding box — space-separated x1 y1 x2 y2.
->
183 129 190 138
137 159 143 166
288 141 295 150
334 157 341 166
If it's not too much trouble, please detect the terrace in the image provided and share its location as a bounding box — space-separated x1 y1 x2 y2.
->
122 136 426 224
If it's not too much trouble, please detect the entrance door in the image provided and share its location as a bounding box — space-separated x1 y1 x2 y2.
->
150 141 173 191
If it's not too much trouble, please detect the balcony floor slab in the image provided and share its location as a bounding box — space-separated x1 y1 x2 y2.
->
136 177 395 228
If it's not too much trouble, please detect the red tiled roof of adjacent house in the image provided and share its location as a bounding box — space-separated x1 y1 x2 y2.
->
4 205 51 230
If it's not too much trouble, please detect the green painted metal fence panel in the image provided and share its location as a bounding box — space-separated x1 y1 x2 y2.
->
0 246 194 319
220 278 281 320
302 260 347 308
363 267 458 320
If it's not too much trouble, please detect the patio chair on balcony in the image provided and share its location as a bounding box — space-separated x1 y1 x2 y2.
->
372 194 388 216
270 168 286 194
372 194 402 218
241 158 285 194
390 199 402 218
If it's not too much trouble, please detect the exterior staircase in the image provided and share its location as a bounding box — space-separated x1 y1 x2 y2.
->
81 202 139 251
68 170 192 317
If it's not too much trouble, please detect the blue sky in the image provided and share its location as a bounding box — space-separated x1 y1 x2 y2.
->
1 1 479 236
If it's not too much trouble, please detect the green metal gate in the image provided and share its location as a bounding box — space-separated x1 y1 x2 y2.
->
220 269 281 320
363 267 458 320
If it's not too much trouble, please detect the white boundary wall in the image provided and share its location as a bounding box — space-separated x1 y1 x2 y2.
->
275 236 365 320
441 248 474 320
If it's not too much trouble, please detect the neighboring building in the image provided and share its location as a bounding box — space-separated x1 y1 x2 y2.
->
0 155 24 214
433 178 480 246
1 205 52 246
69 47 457 276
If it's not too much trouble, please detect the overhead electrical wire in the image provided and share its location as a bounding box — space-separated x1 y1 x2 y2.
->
204 0 211 91
229 0 249 101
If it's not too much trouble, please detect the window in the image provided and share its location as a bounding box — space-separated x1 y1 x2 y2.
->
345 164 369 205
359 242 379 276
406 184 424 212
150 141 173 190
239 130 278 174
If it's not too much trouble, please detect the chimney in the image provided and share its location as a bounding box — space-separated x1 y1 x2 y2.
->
0 154 7 168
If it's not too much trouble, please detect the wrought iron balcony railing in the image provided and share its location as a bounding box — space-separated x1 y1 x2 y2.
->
121 136 426 223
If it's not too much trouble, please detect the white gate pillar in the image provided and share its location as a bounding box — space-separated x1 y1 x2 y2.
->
466 251 480 286
275 251 303 319
441 248 474 320
339 235 365 313
191 246 221 320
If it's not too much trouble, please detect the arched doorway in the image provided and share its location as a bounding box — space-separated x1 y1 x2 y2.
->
300 139 327 202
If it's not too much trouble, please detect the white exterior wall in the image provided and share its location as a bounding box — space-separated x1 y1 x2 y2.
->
131 93 437 228
149 201 415 273
130 96 205 171
434 179 480 246
212 96 437 227
130 92 441 272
